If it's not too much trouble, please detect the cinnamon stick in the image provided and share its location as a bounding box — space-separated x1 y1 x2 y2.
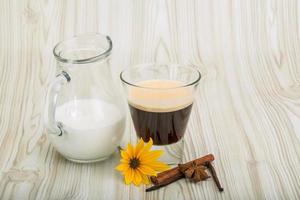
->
147 154 214 192
206 162 224 192
150 167 183 185
147 168 183 192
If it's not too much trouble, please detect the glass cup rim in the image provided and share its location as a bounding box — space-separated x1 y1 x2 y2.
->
120 63 201 90
53 33 112 64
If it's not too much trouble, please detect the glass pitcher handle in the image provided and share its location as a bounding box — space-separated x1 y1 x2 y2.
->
45 71 71 136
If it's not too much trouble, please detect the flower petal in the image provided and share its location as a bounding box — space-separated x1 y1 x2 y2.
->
120 159 129 164
138 165 157 176
127 143 134 158
115 163 129 172
134 138 144 157
146 161 170 172
121 150 130 160
144 138 153 152
141 174 150 185
124 168 134 184
140 150 163 163
132 170 142 186
137 138 153 158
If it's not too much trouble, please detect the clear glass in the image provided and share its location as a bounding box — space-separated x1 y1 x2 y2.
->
120 63 201 164
45 34 126 163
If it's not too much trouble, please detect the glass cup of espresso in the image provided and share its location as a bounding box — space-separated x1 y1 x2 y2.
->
120 63 201 164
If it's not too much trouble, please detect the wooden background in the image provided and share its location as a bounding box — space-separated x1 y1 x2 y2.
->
0 0 300 199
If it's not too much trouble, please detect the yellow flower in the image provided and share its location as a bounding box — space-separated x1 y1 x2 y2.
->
115 138 170 186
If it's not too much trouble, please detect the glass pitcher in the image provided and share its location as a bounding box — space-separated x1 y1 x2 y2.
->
45 34 126 163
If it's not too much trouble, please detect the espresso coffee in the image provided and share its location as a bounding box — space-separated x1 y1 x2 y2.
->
128 80 194 145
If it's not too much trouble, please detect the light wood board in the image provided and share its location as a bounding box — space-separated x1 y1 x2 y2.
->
0 0 299 199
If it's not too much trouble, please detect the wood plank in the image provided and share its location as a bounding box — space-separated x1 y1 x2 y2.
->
0 0 299 199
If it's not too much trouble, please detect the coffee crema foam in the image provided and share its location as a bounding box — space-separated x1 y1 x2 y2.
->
128 80 194 113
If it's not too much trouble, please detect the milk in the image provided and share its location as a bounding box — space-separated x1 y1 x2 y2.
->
48 99 125 162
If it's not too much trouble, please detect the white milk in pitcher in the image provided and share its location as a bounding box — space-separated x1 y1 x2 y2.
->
48 99 125 162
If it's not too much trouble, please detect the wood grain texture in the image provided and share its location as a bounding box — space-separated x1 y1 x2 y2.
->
0 0 300 199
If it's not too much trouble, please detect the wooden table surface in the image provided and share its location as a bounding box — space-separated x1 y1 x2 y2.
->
1 0 300 199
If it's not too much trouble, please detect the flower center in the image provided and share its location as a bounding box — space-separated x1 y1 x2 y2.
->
129 157 140 169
